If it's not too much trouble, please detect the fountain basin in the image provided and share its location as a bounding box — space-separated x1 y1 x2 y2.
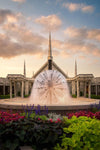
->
0 97 99 114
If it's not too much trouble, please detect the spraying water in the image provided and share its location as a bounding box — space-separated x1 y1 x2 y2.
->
29 70 71 106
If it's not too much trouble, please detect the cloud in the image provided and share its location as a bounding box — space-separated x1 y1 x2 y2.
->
64 26 87 39
88 29 100 42
0 8 99 59
35 14 62 31
0 31 46 58
0 9 22 24
12 0 26 3
64 26 100 42
3 23 46 44
63 26 100 57
2 22 99 59
0 8 48 58
82 5 94 13
63 3 94 13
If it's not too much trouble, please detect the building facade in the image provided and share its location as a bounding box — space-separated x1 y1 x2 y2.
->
0 33 100 99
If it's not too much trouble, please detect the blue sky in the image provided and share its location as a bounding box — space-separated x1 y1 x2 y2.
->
0 0 100 77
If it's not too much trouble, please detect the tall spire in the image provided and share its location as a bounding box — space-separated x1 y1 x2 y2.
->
24 60 26 77
48 32 53 70
75 60 77 76
48 32 53 60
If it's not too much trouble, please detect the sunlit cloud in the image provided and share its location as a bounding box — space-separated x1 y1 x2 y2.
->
88 29 100 42
0 8 47 58
64 26 87 39
82 5 94 13
11 0 26 3
64 26 100 42
0 21 48 58
0 32 46 58
35 14 62 31
0 8 99 59
63 3 94 13
63 26 100 57
0 9 23 24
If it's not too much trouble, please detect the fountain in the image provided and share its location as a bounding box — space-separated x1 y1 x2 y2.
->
0 33 99 112
29 70 71 106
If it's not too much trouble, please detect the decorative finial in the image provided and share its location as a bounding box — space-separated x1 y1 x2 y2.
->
24 60 26 77
75 59 77 76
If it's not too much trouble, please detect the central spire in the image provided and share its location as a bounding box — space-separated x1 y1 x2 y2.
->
48 32 53 60
48 32 53 70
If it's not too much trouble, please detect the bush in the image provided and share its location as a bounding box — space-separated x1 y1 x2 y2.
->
24 94 29 98
0 94 14 99
86 94 100 99
91 95 100 99
72 94 77 98
54 116 100 150
0 117 63 150
80 91 83 96
1 110 100 150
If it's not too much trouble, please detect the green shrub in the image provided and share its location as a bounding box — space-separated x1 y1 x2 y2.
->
86 94 100 99
0 118 63 150
72 94 77 98
91 95 100 99
80 91 83 96
24 94 29 98
54 116 100 150
0 94 14 99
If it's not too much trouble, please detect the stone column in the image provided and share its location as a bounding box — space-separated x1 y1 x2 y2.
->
84 81 86 97
25 81 29 95
14 81 17 97
88 81 91 98
77 80 80 98
96 85 97 96
72 81 76 95
21 80 24 98
10 81 12 99
3 84 5 95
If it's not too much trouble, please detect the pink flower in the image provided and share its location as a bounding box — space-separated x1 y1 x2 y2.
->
49 119 53 123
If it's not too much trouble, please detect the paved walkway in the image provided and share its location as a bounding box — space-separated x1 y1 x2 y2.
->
20 146 33 150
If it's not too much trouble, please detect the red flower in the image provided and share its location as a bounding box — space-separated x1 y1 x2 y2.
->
49 119 53 123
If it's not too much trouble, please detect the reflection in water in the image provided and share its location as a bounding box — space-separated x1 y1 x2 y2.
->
30 70 71 105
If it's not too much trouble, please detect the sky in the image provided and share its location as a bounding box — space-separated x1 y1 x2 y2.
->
0 0 100 78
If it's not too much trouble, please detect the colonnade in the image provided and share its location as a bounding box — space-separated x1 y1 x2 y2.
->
72 80 91 98
9 80 32 99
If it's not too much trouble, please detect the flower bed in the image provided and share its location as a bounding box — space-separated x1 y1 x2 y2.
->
0 111 25 124
0 110 100 150
67 110 100 120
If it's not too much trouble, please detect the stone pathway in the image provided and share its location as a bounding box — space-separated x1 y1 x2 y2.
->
20 146 33 150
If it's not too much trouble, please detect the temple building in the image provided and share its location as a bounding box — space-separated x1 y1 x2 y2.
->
0 33 100 99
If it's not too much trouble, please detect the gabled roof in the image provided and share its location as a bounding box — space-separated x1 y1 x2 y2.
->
33 61 68 78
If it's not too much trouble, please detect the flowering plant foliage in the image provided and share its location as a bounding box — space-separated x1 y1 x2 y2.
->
22 104 48 118
67 110 100 120
48 112 63 121
0 111 25 124
0 109 100 150
54 116 100 150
